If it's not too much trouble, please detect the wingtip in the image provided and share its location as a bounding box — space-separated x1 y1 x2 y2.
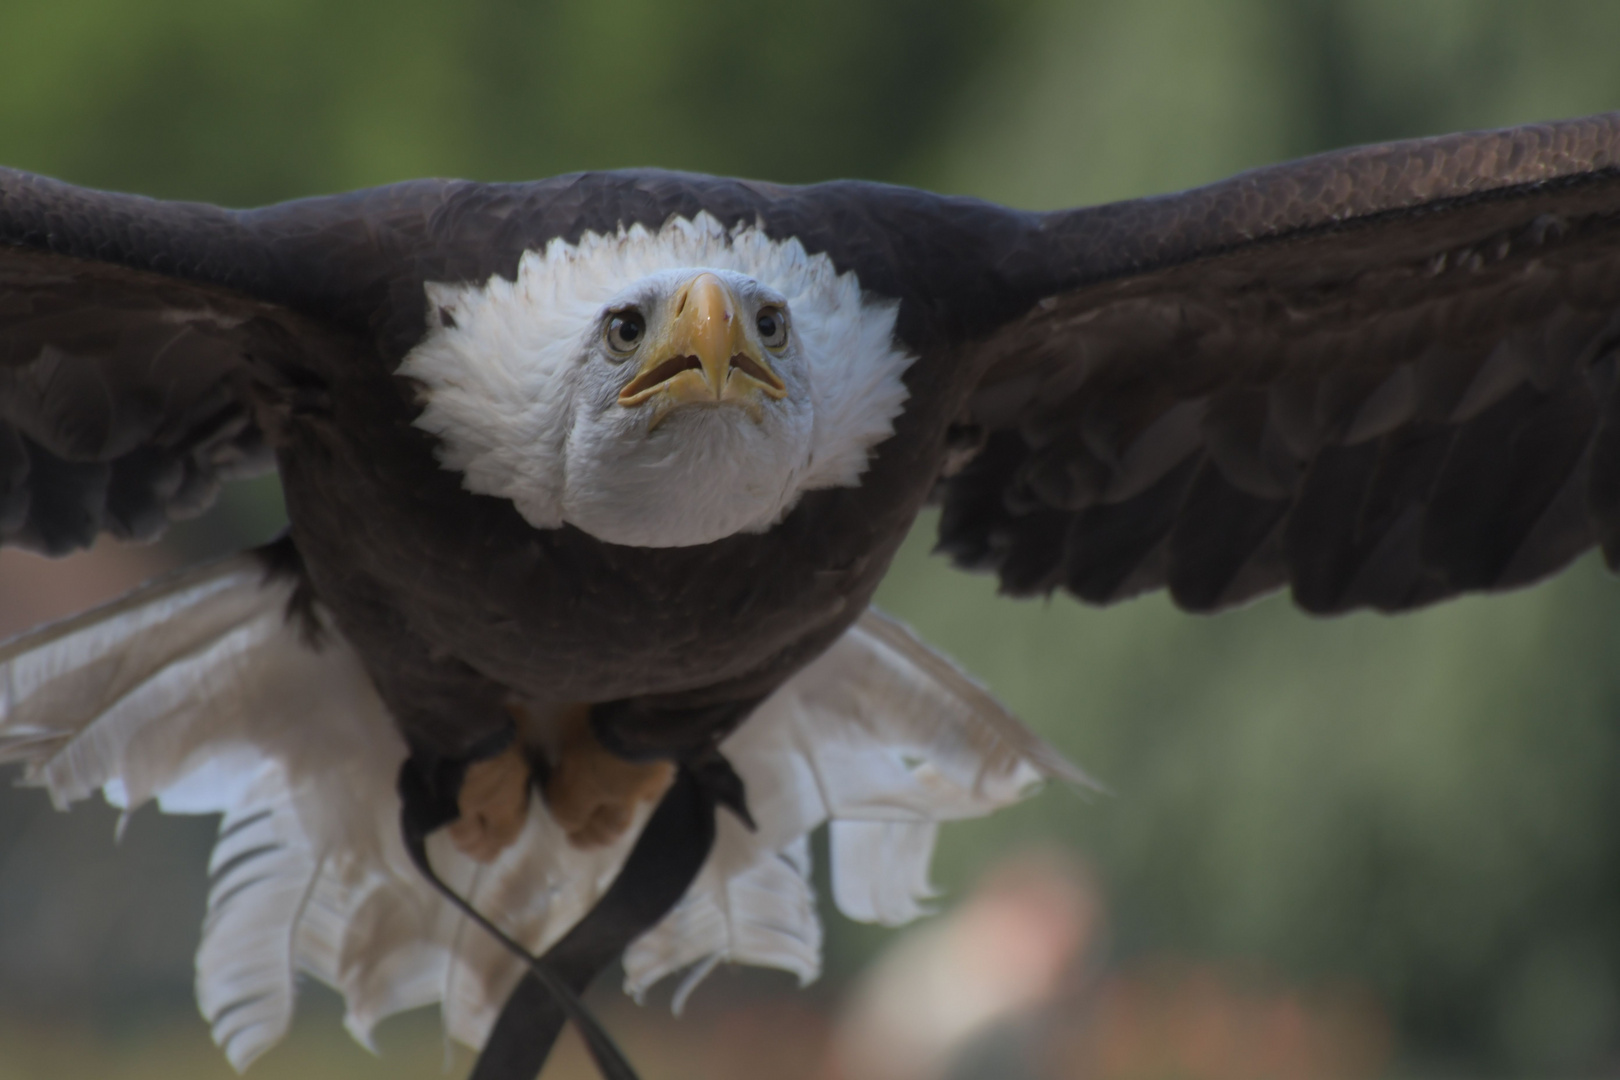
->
1031 743 1108 797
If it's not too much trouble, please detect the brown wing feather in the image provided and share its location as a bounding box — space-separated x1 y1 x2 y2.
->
939 114 1620 614
0 170 369 554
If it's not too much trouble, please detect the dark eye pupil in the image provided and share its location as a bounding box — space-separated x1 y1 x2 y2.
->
608 312 644 350
758 313 778 336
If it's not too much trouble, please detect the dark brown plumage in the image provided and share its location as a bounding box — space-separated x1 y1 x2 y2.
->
945 128 1620 614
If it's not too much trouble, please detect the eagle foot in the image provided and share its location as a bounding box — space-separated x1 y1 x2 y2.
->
447 740 532 863
545 703 674 849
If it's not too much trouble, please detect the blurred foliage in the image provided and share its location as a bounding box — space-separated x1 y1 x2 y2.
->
6 1 1620 1077
0 0 1017 201
931 0 1620 209
0 1011 462 1080
877 525 1620 1075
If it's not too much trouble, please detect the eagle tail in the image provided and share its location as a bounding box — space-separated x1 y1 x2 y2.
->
0 556 1088 1071
0 552 412 1070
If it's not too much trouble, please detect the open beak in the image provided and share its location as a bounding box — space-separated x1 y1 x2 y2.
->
617 273 786 425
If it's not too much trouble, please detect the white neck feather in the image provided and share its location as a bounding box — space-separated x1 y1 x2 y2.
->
397 212 915 547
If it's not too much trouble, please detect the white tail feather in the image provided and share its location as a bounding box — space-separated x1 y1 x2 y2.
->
0 559 1087 1071
198 783 324 1067
829 820 941 926
624 609 1088 995
624 836 821 1011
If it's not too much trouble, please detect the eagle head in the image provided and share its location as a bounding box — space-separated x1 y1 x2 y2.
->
400 214 914 549
559 267 815 546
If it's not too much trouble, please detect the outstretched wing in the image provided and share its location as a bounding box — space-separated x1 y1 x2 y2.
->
938 113 1620 614
0 169 367 554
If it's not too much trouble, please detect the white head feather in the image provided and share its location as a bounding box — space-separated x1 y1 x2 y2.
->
398 212 915 548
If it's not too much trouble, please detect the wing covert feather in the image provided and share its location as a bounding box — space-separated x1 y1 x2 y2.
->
940 112 1620 614
0 169 368 553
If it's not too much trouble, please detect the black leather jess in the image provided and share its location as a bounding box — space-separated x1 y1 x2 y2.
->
398 750 739 1080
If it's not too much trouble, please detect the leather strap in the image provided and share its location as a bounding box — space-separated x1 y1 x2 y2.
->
398 756 723 1080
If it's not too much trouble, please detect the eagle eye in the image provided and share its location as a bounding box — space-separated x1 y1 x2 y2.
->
605 309 646 355
756 306 788 349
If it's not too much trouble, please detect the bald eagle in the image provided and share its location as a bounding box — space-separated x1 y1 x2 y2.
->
5 112 1620 1078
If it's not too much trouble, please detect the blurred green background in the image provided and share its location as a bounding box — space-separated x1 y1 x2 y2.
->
4 1 1620 1077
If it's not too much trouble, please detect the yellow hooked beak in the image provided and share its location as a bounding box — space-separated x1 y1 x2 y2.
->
617 272 786 426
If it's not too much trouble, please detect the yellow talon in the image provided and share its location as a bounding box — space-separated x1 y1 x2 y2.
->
544 703 674 849
448 741 532 863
